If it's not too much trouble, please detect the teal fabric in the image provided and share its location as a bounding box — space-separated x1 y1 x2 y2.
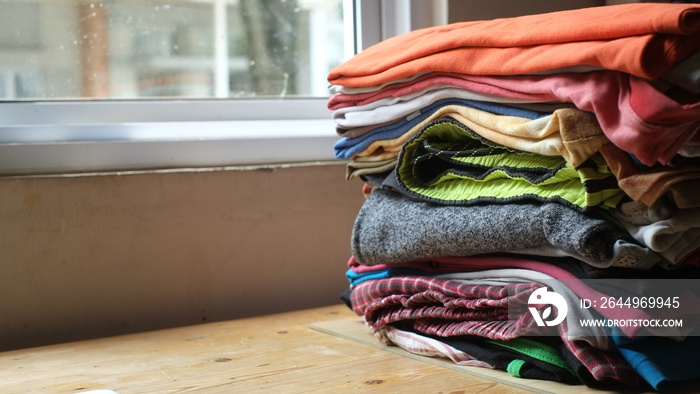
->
611 327 700 391
507 359 527 378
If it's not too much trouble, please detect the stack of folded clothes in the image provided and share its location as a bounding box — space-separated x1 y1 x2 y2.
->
328 3 700 391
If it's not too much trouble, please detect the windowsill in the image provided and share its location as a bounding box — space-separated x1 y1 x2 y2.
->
0 119 340 176
0 100 341 176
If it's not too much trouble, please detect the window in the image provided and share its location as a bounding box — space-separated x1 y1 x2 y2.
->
0 0 347 100
0 0 445 175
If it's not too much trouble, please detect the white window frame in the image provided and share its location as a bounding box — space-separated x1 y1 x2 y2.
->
0 0 447 176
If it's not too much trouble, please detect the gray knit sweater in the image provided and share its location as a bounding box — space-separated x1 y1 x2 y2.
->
352 188 663 269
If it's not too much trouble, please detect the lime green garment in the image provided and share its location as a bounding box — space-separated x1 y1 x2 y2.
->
396 118 624 210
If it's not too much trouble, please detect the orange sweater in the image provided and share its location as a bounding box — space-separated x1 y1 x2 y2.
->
328 3 700 87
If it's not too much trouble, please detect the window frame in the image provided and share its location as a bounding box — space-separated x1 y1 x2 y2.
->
0 0 446 176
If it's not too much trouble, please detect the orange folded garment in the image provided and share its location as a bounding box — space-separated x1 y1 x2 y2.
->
328 3 700 87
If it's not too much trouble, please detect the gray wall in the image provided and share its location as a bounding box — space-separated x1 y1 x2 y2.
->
447 0 605 22
0 163 364 350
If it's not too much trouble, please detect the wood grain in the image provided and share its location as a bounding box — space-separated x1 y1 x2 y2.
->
4 304 695 393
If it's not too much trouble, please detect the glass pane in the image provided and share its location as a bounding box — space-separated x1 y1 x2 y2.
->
0 0 346 100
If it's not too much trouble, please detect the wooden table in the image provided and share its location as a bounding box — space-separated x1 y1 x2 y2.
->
0 304 693 393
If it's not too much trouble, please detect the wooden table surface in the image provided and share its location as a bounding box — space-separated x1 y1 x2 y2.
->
0 304 533 393
2 304 692 393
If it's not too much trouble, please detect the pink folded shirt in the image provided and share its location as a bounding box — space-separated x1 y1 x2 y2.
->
347 255 700 338
333 71 700 166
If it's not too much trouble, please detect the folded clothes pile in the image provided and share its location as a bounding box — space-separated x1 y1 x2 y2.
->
328 3 700 391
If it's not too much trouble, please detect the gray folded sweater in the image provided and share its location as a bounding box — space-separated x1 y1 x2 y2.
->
352 188 663 269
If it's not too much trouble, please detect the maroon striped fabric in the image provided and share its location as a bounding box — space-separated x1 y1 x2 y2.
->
350 276 641 387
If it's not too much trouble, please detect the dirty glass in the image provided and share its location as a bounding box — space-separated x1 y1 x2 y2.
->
0 0 345 100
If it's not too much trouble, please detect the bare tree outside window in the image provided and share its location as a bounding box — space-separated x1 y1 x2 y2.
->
0 0 345 100
239 0 298 97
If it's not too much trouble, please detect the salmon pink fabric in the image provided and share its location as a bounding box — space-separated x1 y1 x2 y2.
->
332 71 700 166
